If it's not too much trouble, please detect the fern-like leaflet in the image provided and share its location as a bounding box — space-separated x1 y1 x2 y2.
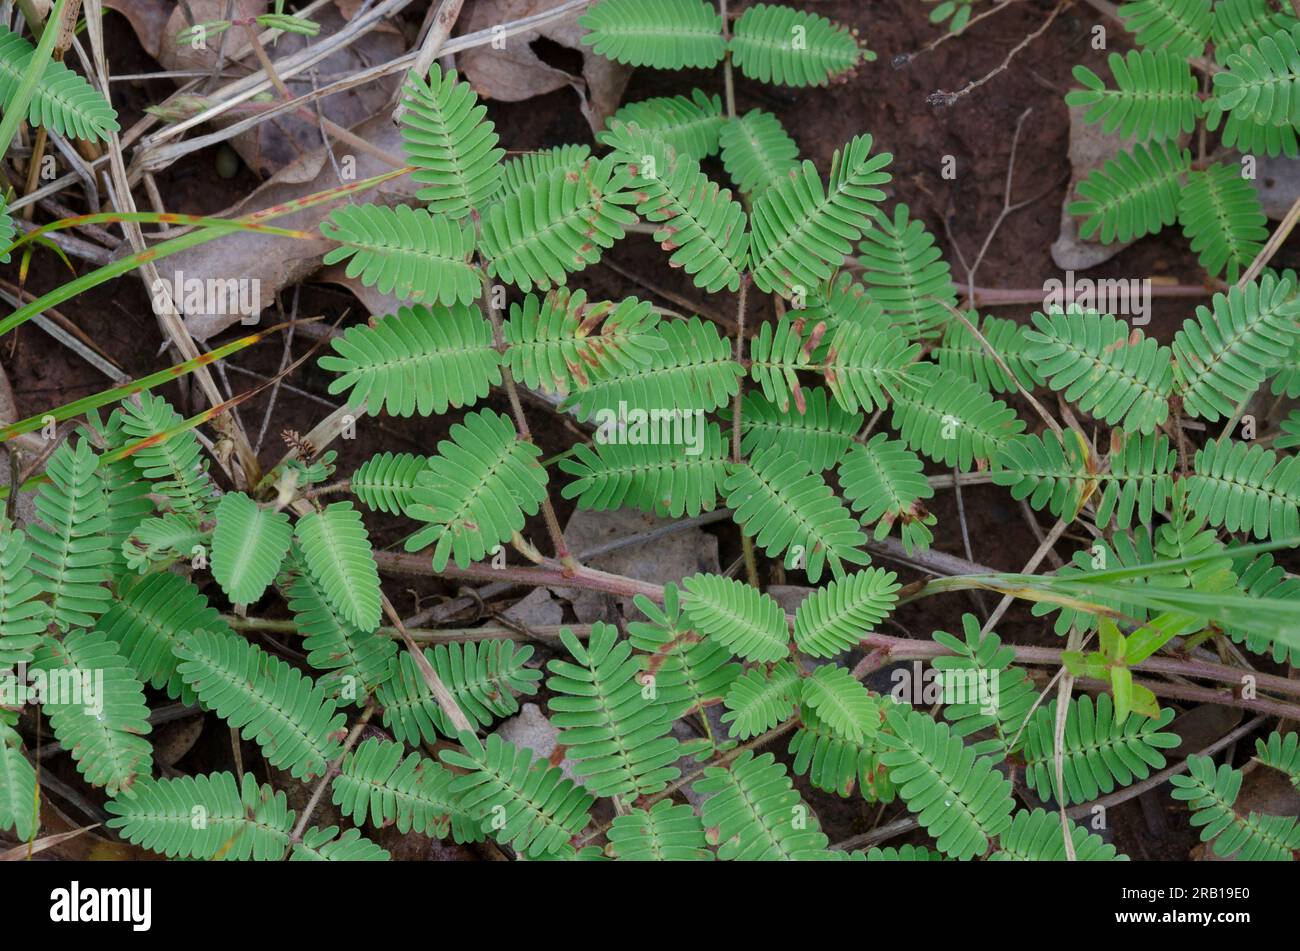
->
723 445 870 582
318 304 501 417
175 628 346 782
32 631 153 795
546 623 682 800
729 4 867 87
320 205 480 306
748 134 892 296
693 750 832 859
579 0 726 69
440 731 594 858
404 410 548 571
211 492 292 606
400 64 503 217
877 706 1015 860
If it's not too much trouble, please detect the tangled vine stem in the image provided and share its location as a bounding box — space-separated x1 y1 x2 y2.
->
372 550 1300 716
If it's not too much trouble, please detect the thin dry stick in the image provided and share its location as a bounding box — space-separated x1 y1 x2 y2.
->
81 0 261 488
480 274 579 572
730 277 760 587
928 1 1066 106
392 0 467 122
1054 627 1080 861
980 515 1072 634
382 592 473 733
942 301 1063 440
284 697 377 853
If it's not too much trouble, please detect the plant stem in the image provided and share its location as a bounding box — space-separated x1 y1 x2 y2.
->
480 273 578 574
283 697 377 854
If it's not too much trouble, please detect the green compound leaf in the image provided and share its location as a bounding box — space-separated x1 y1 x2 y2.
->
211 492 291 606
801 664 880 744
175 628 345 782
284 554 396 704
604 121 749 293
693 750 832 860
480 155 638 293
561 316 742 423
856 203 959 341
1066 49 1202 140
290 826 389 862
559 422 728 519
320 204 480 306
399 64 503 217
503 289 666 397
724 445 870 583
1177 163 1268 281
888 364 1026 470
991 808 1126 861
839 434 936 554
404 410 548 571
1067 139 1191 244
792 568 901 658
546 623 681 800
350 451 431 516
608 800 713 860
0 523 48 666
604 90 724 161
719 108 799 196
0 721 37 841
729 4 867 87
319 304 500 418
1023 693 1179 806
1170 754 1300 860
738 387 862 473
1172 273 1300 420
296 501 382 632
877 706 1015 860
1024 309 1174 434
32 631 153 796
1118 0 1213 58
29 437 113 630
106 772 293 861
1210 0 1291 65
1187 438 1300 540
627 583 742 720
333 737 481 843
1255 731 1300 790
682 572 790 663
440 731 594 859
992 429 1177 531
493 144 593 202
934 312 1043 394
0 25 120 141
721 660 802 740
378 639 540 744
579 0 725 69
749 134 892 297
96 570 228 702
